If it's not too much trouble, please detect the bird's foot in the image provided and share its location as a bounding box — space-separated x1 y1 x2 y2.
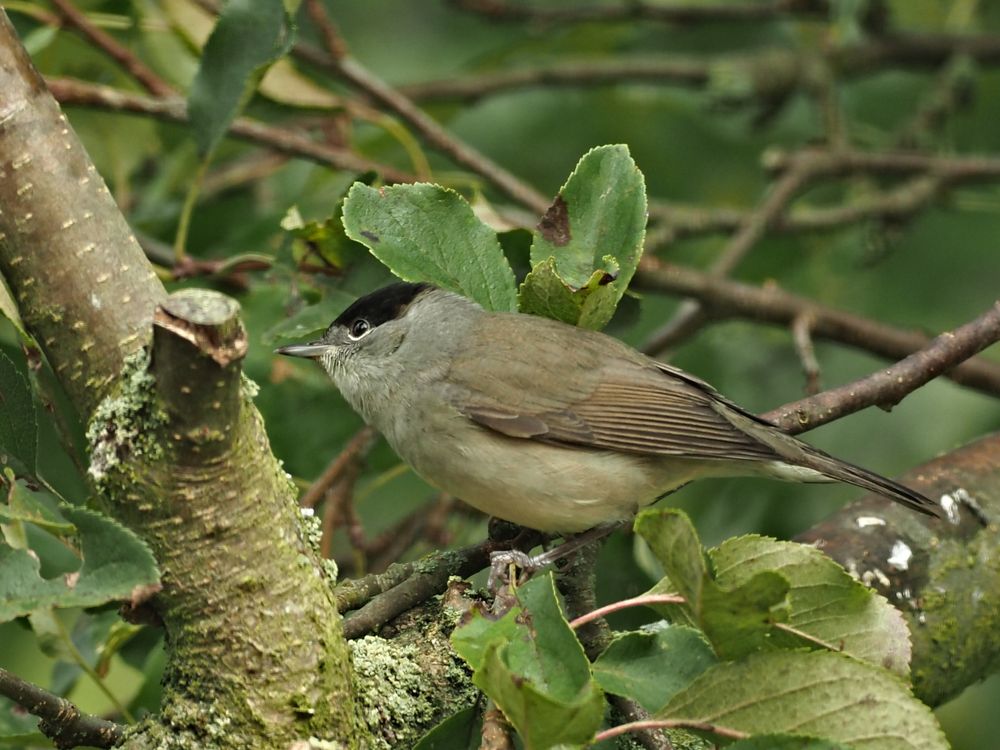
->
486 521 627 593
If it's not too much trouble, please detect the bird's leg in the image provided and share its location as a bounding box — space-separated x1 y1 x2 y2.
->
487 521 626 592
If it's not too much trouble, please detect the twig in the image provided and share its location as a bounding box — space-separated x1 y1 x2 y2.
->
763 300 1000 433
555 536 608 659
48 0 174 97
0 667 123 750
45 77 415 183
292 16 549 214
594 719 749 744
634 257 1000 397
648 175 943 241
339 531 544 637
792 312 822 395
300 426 377 509
569 594 686 630
608 695 675 750
448 0 826 25
645 154 825 351
763 146 1000 182
480 703 515 750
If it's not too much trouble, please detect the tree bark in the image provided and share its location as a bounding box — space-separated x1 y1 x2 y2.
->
0 12 361 747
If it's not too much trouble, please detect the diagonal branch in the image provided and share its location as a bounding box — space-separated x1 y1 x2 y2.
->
0 667 122 749
634 257 1000 397
762 301 1000 433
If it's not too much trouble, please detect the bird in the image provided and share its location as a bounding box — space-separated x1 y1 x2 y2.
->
277 282 940 535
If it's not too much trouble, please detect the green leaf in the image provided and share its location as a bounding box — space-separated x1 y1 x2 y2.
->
0 506 159 623
0 350 37 476
635 509 791 659
451 574 605 749
660 651 947 750
710 536 912 675
476 641 604 750
342 183 517 312
592 624 717 713
519 144 646 329
413 706 483 750
262 289 357 344
0 479 74 536
187 0 296 157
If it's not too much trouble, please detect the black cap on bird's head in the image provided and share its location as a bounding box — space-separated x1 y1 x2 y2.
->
275 282 433 359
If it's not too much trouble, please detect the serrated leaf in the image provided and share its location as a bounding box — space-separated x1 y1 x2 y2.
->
187 0 295 157
660 651 947 750
451 574 605 749
0 350 37 476
342 183 517 312
0 506 159 623
413 706 482 750
476 641 604 750
520 144 646 329
635 509 791 659
592 624 717 712
710 535 912 675
1 479 74 536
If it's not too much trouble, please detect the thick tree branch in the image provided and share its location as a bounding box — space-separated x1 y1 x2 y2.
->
0 18 165 416
634 257 1000 397
796 432 1000 706
0 668 123 749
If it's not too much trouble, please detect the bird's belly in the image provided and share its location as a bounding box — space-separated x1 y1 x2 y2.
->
394 421 704 533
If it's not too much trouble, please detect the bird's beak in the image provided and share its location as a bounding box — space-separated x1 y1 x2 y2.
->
274 342 332 359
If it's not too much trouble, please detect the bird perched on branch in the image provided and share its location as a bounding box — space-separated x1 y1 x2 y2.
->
278 282 940 535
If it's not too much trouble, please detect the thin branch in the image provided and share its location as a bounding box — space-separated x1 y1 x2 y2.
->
763 146 1000 181
763 300 1000 433
792 312 822 395
401 33 1000 104
0 667 123 750
338 530 544 637
448 0 827 25
48 0 174 97
45 77 416 183
634 257 1000 398
292 19 549 213
300 426 376 509
480 704 515 750
594 719 749 744
569 594 686 630
646 154 825 351
608 695 675 750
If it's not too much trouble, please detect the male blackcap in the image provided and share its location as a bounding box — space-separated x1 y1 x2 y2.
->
277 282 940 533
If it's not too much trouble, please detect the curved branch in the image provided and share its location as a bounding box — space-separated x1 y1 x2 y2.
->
634 258 1000 397
0 668 122 749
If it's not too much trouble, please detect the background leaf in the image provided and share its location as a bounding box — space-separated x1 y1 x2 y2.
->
660 650 948 750
0 506 159 623
342 183 518 312
187 0 295 157
0 350 37 476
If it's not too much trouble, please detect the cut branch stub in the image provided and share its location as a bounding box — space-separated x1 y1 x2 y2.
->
152 289 247 455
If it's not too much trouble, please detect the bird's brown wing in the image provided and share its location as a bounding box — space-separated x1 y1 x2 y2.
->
441 314 780 463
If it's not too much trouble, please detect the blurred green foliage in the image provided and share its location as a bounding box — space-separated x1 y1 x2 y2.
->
2 0 1000 747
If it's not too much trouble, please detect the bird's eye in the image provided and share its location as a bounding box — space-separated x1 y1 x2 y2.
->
348 318 371 340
